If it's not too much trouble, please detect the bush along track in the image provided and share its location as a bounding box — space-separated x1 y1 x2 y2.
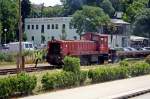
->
0 73 37 98
88 62 150 83
1 57 150 98
42 57 150 91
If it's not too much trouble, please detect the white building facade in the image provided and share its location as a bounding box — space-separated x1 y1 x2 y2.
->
25 17 79 45
25 17 130 48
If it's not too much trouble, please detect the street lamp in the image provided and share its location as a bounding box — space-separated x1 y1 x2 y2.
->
4 28 7 44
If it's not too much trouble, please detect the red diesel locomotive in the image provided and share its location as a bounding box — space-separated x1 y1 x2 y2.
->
46 32 109 65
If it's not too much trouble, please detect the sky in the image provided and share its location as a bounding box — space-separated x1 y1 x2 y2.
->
30 0 62 7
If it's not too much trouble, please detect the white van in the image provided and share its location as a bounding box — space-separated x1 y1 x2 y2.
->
8 42 34 52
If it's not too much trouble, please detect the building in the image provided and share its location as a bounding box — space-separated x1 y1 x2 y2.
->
25 17 79 46
25 17 130 48
103 19 130 48
130 35 149 48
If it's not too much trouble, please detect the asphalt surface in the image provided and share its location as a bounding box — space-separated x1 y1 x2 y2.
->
20 75 150 99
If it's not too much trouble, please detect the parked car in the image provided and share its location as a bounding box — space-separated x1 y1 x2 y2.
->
8 42 34 52
137 48 147 51
126 47 137 51
143 47 150 50
114 47 131 52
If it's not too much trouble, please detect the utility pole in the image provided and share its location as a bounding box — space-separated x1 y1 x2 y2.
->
18 0 23 72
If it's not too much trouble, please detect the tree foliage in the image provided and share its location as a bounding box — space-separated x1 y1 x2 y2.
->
123 0 149 22
0 22 2 43
100 0 115 17
133 8 150 38
0 0 19 43
21 0 31 20
72 5 110 36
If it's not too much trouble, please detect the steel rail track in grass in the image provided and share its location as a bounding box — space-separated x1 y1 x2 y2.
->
0 65 56 75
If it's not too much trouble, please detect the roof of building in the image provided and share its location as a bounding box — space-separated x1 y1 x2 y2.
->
130 35 149 41
111 19 130 25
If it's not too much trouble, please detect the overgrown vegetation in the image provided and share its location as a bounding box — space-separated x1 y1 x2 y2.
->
0 52 15 62
0 73 37 98
42 71 87 90
1 57 150 98
89 62 150 83
0 50 46 65
63 56 80 74
145 55 150 64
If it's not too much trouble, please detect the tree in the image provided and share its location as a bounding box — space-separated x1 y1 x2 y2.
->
100 0 115 17
133 8 150 39
21 0 31 19
21 0 31 31
0 22 2 44
61 0 86 16
72 5 110 37
149 0 150 7
109 0 125 11
23 33 27 41
0 0 19 43
123 0 149 23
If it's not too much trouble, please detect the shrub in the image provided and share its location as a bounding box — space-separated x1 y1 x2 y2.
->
0 52 15 62
0 78 11 98
0 52 5 61
0 73 37 98
15 73 37 94
79 71 88 85
42 72 76 90
63 56 80 74
145 55 150 64
128 63 150 77
42 71 87 90
119 60 129 67
88 67 129 83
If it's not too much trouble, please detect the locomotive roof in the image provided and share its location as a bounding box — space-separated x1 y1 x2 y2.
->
49 40 95 43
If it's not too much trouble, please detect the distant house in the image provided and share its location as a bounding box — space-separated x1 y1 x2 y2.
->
102 19 130 48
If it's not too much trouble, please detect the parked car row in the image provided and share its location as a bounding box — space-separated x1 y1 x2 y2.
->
114 47 150 52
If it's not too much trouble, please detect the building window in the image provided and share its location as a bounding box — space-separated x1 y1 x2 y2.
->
62 24 65 29
41 35 45 44
41 25 44 33
47 24 50 29
32 36 34 41
32 25 34 29
55 24 58 29
52 24 54 29
27 25 30 30
69 23 73 29
36 25 38 29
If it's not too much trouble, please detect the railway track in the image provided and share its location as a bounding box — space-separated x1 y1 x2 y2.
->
0 66 55 75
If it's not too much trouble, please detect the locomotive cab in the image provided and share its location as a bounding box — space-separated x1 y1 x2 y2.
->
46 41 64 66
